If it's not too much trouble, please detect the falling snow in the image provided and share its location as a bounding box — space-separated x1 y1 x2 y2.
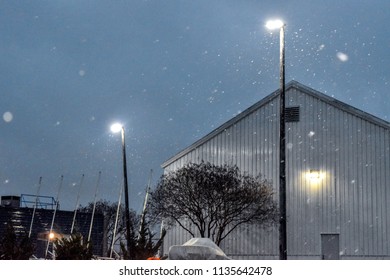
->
0 1 388 217
336 52 349 62
3 111 13 122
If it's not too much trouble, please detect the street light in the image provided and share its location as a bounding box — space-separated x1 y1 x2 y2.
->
111 122 132 258
49 232 55 240
266 19 287 260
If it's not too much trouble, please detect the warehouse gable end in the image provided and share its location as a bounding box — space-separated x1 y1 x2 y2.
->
161 81 390 260
162 81 390 169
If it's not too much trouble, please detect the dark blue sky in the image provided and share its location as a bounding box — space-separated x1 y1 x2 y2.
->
1 0 389 211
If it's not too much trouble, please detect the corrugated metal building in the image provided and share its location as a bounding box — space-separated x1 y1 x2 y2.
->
161 81 390 259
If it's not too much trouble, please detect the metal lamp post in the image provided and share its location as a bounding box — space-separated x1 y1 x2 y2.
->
266 19 287 260
111 123 132 259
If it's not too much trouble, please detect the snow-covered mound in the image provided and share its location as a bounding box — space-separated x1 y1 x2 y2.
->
168 238 230 260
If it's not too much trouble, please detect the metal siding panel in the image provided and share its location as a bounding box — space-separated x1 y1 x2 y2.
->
235 122 240 168
241 116 246 171
358 118 366 255
379 126 388 255
231 124 237 165
242 116 247 172
204 141 210 162
386 131 390 256
344 110 354 256
212 134 217 164
210 136 215 163
294 91 305 255
304 92 317 255
204 139 209 162
374 125 382 255
360 119 367 255
372 126 380 255
339 109 349 257
379 126 385 255
357 115 364 255
367 121 374 255
259 107 266 178
248 114 254 174
226 126 233 164
379 126 388 256
240 118 245 171
349 113 359 255
218 131 223 165
333 105 342 235
253 111 259 175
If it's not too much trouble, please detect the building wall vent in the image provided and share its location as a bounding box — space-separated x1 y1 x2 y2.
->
286 106 300 122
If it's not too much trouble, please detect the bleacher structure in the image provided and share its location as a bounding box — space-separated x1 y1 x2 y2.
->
0 195 104 259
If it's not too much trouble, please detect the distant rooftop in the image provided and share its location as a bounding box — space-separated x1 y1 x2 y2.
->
1 194 57 209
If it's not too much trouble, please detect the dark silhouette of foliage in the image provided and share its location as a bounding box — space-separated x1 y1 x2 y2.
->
80 200 165 259
79 199 135 257
120 210 166 260
0 221 34 260
149 162 278 245
54 233 93 260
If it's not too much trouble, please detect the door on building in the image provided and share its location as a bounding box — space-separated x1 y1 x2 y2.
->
321 234 340 260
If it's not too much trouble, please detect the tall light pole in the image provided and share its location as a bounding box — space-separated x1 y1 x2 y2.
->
111 123 132 258
266 19 287 260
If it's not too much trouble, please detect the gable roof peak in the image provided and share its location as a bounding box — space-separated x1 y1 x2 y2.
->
162 81 389 168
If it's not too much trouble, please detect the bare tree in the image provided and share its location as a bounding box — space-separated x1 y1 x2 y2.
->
149 162 278 246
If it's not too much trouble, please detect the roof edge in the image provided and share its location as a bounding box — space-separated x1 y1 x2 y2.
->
291 81 390 129
162 80 389 168
161 81 290 168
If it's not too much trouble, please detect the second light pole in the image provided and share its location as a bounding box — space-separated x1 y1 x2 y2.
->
111 123 132 258
266 19 287 260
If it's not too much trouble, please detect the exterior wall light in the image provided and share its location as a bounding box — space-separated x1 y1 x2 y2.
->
309 169 321 180
306 169 324 183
